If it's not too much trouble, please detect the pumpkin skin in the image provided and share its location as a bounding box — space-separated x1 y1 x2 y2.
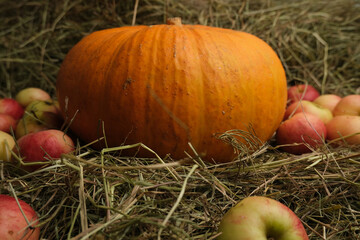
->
56 18 287 163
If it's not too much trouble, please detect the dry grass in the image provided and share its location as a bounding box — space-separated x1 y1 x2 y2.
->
0 0 360 239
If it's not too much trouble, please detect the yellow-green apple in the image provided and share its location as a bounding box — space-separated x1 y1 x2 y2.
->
13 129 74 171
0 98 24 120
25 99 60 115
15 87 51 107
15 111 63 139
313 94 342 112
287 84 320 104
0 113 17 133
284 100 333 124
276 113 327 154
0 131 15 161
0 194 40 240
218 196 308 240
326 115 360 145
15 100 63 139
332 95 360 116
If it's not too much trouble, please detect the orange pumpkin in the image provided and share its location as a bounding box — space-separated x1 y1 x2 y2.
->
56 18 287 163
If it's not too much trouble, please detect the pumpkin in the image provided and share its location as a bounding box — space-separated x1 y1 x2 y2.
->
56 18 287 163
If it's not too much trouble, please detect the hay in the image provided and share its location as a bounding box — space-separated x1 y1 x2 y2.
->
1 0 359 239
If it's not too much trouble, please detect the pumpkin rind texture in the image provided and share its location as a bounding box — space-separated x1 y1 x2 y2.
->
56 20 287 163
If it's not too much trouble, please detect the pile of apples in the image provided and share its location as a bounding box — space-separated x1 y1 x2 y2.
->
0 88 74 171
276 84 360 154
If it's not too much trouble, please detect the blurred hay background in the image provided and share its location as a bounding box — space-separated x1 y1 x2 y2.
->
0 0 360 239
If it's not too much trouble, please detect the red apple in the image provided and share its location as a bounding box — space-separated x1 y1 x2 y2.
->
13 129 75 171
287 84 320 104
0 98 24 120
0 113 17 133
218 196 308 240
0 131 15 161
284 100 333 124
326 115 360 145
276 113 327 154
332 95 360 116
15 87 51 107
0 194 40 240
313 94 342 112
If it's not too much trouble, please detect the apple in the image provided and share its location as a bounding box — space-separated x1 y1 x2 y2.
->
276 113 327 154
0 98 24 120
15 112 63 139
287 84 320 104
0 113 17 133
284 100 333 124
15 100 63 139
332 95 360 116
326 115 360 145
13 129 74 171
313 94 342 112
25 100 60 115
15 87 51 107
218 196 308 240
0 131 15 161
0 194 40 240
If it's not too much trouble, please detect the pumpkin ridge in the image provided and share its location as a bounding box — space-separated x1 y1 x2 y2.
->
181 26 208 151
